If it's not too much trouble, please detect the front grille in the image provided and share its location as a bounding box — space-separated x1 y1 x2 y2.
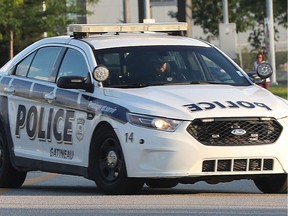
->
202 158 274 172
187 117 282 146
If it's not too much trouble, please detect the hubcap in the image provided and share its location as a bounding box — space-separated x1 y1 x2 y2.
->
99 137 122 182
107 150 118 168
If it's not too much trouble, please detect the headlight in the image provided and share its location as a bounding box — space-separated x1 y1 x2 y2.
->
127 113 181 132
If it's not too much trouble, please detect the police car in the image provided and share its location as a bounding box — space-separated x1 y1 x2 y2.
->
0 23 287 194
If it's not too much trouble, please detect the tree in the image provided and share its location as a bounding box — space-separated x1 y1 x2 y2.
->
0 0 99 67
170 0 287 51
241 0 287 51
0 0 24 59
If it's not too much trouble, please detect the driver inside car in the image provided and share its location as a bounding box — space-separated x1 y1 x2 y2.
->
126 52 179 83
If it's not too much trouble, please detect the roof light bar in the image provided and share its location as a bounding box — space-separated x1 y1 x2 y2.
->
68 22 187 35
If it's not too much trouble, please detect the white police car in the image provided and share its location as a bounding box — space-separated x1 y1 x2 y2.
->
0 23 287 194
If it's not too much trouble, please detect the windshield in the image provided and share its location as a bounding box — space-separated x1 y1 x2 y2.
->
94 46 250 87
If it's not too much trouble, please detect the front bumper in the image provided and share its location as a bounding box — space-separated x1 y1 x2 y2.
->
115 118 288 178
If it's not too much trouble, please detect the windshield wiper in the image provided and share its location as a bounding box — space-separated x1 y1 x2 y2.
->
108 81 209 88
207 81 238 85
107 81 235 88
107 82 167 88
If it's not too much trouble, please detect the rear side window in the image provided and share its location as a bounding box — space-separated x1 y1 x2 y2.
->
27 47 62 81
15 52 36 76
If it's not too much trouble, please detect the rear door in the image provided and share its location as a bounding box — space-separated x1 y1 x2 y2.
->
8 45 95 171
8 46 63 162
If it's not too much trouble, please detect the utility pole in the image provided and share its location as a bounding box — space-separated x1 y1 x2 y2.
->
123 0 131 23
138 0 151 22
222 0 228 24
219 0 237 60
177 0 192 37
143 0 151 19
266 0 276 84
43 1 47 37
9 31 13 59
138 0 144 22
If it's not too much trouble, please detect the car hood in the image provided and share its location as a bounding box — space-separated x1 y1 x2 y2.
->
104 84 288 120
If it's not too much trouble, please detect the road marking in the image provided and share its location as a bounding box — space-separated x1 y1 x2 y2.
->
0 188 10 193
24 173 58 186
0 173 58 194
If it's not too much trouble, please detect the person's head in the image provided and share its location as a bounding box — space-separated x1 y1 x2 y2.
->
256 53 265 63
148 55 167 74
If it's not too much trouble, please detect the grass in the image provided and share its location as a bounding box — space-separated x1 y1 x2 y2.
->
268 81 288 99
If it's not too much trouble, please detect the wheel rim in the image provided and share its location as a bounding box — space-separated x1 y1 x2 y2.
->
98 137 123 182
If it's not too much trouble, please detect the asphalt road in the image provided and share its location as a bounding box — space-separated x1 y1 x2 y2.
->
0 171 287 216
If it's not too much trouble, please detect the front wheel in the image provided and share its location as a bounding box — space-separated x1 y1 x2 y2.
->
254 174 287 194
0 131 27 188
91 125 144 194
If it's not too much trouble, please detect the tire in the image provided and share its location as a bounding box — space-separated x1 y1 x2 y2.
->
0 131 27 188
146 179 178 188
91 125 144 194
254 174 287 194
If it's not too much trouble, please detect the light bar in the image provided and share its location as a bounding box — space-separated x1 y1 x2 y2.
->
68 22 188 35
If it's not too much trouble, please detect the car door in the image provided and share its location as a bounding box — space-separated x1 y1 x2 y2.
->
8 46 63 163
41 47 94 169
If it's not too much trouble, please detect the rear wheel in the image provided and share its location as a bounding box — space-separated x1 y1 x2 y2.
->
0 131 26 188
91 125 144 194
254 174 287 194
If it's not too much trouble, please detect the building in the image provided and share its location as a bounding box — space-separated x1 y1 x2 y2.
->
84 0 287 72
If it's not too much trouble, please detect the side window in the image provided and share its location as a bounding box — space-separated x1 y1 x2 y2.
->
58 48 88 79
27 47 62 81
15 52 36 76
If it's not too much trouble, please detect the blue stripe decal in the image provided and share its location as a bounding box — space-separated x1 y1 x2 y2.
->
83 95 129 123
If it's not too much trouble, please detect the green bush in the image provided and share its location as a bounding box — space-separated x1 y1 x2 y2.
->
269 81 288 99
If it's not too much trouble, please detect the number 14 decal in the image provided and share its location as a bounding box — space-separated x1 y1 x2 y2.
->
125 133 134 143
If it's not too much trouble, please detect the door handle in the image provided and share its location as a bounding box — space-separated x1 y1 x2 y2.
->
4 86 15 95
44 91 56 103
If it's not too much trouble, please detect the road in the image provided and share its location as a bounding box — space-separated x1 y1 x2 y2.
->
0 171 287 216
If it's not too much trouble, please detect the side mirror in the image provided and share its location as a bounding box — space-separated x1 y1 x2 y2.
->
256 62 273 79
57 76 94 92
